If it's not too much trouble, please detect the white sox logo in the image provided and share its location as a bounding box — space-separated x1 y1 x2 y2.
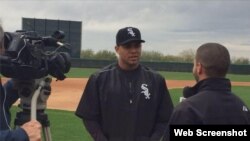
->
243 106 248 112
141 84 150 99
127 27 136 37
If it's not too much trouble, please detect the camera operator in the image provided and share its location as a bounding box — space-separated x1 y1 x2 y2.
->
1 24 42 141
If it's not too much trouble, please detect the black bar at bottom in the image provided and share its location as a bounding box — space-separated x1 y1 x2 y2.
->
170 125 250 141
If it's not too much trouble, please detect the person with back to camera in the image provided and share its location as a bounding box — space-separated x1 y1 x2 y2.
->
75 26 174 141
162 43 250 141
0 24 41 141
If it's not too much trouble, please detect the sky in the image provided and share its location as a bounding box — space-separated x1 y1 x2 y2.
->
0 0 250 59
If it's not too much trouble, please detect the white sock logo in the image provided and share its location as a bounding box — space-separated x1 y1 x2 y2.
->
127 27 136 37
141 84 150 99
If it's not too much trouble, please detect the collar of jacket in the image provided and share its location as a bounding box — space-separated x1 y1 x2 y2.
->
116 63 142 75
194 77 232 93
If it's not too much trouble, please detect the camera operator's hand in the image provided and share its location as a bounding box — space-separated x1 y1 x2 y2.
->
21 120 42 141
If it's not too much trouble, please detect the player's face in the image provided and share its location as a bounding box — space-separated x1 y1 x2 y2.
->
115 42 142 70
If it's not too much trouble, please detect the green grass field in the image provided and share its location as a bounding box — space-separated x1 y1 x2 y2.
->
8 68 249 141
10 107 93 141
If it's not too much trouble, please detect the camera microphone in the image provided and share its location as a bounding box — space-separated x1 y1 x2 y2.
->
42 30 66 47
42 37 59 47
42 37 68 48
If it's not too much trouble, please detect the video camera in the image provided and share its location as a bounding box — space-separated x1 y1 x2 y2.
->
0 30 71 139
0 30 71 80
0 30 71 112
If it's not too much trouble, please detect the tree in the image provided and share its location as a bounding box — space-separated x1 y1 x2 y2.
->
231 57 249 65
81 49 94 58
79 48 249 65
164 55 183 62
178 49 195 62
141 51 164 61
94 50 116 60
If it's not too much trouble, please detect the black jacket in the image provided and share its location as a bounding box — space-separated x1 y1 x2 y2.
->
169 78 250 124
75 63 173 141
162 78 250 141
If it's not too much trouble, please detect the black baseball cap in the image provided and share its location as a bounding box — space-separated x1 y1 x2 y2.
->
116 27 145 45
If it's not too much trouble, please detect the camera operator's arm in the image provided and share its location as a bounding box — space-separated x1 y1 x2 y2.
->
0 120 41 141
0 128 29 141
0 79 19 129
3 79 19 108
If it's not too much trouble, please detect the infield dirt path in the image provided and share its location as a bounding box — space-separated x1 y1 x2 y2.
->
2 78 250 111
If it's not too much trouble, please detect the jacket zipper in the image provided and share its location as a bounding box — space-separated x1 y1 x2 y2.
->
129 82 133 104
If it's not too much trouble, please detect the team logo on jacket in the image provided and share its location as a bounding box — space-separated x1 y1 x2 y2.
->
141 84 150 99
243 106 248 112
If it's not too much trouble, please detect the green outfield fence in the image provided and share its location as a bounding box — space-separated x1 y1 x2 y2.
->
71 58 250 75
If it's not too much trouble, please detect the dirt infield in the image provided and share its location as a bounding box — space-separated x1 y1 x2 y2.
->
2 78 250 111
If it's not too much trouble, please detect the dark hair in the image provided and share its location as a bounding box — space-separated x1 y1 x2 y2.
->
196 43 230 77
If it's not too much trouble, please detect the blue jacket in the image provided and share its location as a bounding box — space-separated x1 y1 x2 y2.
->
0 128 29 141
1 79 27 140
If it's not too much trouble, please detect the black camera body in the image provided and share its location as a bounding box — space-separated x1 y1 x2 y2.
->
0 30 71 80
0 30 71 129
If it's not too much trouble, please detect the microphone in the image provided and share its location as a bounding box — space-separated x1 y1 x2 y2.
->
42 37 60 47
183 86 196 98
42 37 68 48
